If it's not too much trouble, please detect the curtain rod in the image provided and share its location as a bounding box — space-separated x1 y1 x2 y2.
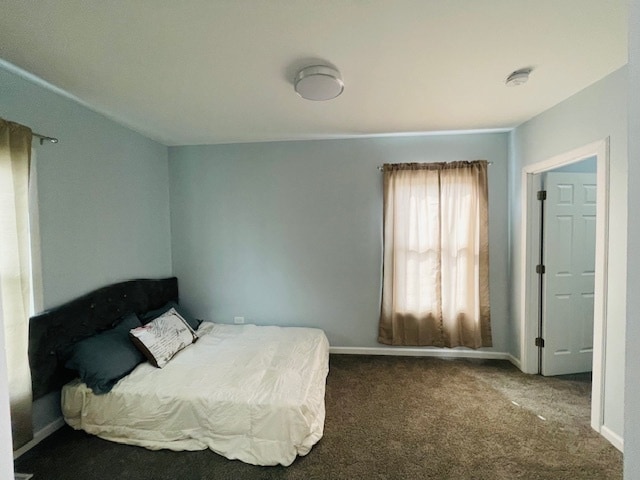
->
33 132 59 145
377 161 493 171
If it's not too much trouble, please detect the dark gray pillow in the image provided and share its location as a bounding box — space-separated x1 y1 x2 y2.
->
140 301 201 330
65 313 145 394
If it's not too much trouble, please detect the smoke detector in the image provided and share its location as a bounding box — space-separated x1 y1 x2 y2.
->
505 68 532 87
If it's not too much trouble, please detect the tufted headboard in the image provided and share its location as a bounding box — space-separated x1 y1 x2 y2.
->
28 277 178 400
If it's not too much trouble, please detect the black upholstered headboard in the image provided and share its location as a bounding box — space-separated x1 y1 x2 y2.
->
29 277 178 400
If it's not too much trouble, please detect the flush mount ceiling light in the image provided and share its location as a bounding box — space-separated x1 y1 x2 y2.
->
505 68 532 87
294 65 344 101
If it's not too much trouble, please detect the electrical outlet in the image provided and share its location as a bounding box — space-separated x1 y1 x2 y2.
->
234 316 245 324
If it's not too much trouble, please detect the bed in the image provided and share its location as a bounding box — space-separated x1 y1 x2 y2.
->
29 277 330 466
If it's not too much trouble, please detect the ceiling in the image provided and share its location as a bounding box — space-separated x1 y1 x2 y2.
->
0 0 628 146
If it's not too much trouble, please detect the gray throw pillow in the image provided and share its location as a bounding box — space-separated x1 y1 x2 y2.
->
65 313 145 394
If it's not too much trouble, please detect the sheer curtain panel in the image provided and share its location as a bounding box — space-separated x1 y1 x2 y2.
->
378 161 491 348
0 119 34 449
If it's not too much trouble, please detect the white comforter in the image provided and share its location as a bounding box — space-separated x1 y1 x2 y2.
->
62 322 330 466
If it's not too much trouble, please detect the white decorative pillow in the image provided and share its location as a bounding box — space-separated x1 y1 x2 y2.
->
129 308 198 368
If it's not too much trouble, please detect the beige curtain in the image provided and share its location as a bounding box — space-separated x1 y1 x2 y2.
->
0 119 33 449
378 161 491 348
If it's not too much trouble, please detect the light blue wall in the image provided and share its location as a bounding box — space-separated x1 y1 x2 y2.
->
0 66 172 309
169 133 510 351
625 0 640 475
0 65 172 430
510 67 627 440
549 155 597 173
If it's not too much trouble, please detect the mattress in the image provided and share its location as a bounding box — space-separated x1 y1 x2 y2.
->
62 322 330 466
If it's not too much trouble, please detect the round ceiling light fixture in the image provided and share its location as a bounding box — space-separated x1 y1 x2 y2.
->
294 65 344 101
505 68 532 87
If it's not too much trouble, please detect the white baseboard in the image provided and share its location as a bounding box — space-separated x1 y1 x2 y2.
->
600 425 624 452
329 346 512 361
507 354 522 370
13 417 64 460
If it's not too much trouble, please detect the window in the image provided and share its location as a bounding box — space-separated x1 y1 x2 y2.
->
378 161 491 348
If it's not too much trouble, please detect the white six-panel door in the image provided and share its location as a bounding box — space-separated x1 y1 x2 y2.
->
542 172 597 376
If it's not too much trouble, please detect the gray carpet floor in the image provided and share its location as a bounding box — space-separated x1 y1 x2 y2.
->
15 355 622 479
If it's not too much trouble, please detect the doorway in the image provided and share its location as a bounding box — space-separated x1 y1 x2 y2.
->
519 139 610 437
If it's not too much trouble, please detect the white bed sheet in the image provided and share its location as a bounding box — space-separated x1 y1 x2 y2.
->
62 322 330 466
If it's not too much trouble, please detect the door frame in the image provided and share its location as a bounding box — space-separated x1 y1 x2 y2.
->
519 138 610 434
